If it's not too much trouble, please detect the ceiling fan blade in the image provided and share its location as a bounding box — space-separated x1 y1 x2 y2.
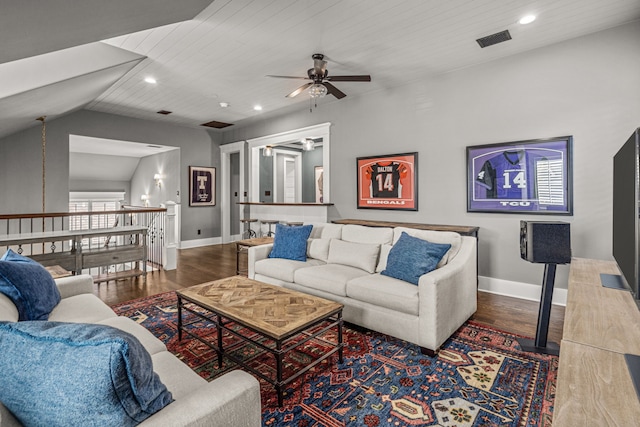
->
326 75 371 82
267 75 310 80
322 82 347 99
286 82 313 98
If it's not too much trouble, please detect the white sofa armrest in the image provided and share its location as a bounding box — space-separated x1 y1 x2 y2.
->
55 274 94 299
140 371 261 427
247 243 273 279
417 236 477 352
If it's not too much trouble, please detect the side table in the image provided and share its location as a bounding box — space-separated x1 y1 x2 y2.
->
235 237 274 275
45 265 72 279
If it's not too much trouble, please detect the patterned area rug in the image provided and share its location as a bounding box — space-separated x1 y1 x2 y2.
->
112 292 557 426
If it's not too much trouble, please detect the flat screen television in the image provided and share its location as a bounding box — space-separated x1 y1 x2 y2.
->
609 127 640 310
610 127 640 401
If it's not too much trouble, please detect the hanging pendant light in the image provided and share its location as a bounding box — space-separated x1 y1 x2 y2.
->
263 146 273 157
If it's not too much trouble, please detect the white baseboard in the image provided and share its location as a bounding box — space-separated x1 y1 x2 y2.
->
179 237 222 249
478 276 567 306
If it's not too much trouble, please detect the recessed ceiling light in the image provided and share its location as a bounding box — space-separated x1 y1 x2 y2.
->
219 102 230 108
519 15 536 25
144 76 157 84
253 105 263 111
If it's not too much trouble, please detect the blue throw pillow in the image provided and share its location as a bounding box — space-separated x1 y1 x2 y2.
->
0 321 173 427
381 232 451 285
268 223 313 261
0 249 61 320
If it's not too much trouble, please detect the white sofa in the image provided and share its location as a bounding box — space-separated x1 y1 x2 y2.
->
249 223 477 355
0 274 261 427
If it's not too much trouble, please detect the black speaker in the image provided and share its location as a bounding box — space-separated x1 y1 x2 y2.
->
520 221 571 264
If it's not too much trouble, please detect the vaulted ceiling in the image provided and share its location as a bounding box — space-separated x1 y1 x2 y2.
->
2 0 640 140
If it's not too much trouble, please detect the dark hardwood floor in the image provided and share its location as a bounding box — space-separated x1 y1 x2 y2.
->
96 243 565 344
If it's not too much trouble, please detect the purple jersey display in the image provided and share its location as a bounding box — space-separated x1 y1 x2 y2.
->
475 149 562 200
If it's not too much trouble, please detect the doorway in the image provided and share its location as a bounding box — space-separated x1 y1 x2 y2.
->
220 141 246 243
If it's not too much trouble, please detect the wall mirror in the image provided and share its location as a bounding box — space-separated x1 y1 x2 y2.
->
247 123 331 203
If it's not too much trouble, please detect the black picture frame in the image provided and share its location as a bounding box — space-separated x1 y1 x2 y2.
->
466 136 573 215
356 152 418 211
189 166 216 206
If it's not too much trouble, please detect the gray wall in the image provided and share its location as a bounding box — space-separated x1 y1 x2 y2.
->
0 109 221 242
130 149 180 209
222 21 640 290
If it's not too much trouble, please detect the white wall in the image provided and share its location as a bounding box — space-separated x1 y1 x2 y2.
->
222 21 640 291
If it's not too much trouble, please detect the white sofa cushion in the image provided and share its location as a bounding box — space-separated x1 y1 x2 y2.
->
346 274 419 316
254 258 325 283
98 316 167 355
393 227 462 267
151 351 207 400
375 244 393 273
309 223 343 239
294 264 370 297
48 294 118 323
327 239 380 273
307 238 331 262
341 224 393 245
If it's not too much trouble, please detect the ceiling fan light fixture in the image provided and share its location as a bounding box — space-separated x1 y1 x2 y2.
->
309 84 327 98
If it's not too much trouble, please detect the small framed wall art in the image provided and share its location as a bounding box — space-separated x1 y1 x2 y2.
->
466 136 573 214
356 152 418 211
189 166 216 206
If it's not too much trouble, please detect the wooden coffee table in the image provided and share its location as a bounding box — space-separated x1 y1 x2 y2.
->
176 275 344 406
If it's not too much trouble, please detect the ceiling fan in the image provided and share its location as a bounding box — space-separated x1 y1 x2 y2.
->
267 53 371 99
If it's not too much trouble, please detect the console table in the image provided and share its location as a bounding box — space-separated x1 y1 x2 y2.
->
553 258 640 425
0 226 147 283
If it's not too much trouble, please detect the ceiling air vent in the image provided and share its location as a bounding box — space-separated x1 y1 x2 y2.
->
476 30 512 48
200 120 234 129
157 110 172 115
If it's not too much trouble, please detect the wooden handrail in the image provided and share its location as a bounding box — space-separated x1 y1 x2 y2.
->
0 207 166 220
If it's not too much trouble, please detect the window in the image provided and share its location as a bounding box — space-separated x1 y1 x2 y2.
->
69 192 125 248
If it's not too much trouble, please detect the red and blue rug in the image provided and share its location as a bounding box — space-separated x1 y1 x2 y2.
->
112 292 557 426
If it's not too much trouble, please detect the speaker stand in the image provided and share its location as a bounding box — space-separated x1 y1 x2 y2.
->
517 263 560 356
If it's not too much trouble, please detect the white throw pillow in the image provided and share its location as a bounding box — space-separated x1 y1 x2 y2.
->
308 223 343 239
341 225 393 245
327 239 380 273
375 244 393 273
307 238 331 262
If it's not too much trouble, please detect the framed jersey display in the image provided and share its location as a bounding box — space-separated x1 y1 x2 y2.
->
189 166 216 206
357 152 418 210
467 136 573 214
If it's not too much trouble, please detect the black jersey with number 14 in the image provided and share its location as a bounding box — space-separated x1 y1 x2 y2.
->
371 162 402 198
